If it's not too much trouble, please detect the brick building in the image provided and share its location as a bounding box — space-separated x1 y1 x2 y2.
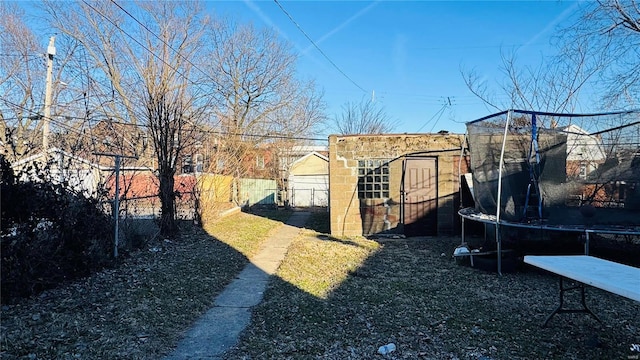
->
328 133 467 237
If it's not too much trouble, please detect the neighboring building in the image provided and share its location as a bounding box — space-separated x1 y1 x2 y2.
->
580 149 640 209
278 145 329 171
562 124 607 179
243 146 278 179
328 133 466 237
11 147 105 197
276 144 329 207
287 151 329 207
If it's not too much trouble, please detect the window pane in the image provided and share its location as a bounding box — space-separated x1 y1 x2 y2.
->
358 159 390 199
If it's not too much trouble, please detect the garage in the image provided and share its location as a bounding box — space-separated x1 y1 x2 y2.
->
287 152 329 208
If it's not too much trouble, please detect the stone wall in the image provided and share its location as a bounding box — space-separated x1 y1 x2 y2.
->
329 133 466 237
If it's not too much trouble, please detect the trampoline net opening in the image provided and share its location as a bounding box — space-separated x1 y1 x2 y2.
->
466 110 640 228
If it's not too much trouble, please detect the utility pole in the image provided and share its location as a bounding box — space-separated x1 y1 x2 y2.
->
43 36 56 152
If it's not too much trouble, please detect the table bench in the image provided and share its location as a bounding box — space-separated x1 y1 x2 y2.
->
523 255 640 327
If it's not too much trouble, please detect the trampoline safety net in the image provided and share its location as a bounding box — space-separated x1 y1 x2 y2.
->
466 109 640 228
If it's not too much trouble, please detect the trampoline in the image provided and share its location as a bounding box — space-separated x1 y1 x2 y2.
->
458 109 640 274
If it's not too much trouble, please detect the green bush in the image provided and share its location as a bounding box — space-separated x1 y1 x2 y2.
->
1 156 113 303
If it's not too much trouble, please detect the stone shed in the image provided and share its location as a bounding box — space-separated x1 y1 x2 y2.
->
329 133 467 237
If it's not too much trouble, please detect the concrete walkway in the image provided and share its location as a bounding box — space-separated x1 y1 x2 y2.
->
165 211 310 360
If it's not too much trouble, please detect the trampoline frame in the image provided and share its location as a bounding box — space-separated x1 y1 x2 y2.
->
458 109 640 274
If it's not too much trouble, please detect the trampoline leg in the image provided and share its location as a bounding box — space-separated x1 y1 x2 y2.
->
542 277 602 328
584 231 590 256
496 224 502 275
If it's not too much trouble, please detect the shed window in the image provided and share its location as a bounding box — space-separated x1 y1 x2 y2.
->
358 159 390 199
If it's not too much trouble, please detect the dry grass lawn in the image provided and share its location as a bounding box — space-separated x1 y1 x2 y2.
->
2 210 639 360
229 213 640 359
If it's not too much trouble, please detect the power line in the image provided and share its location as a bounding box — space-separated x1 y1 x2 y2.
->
273 0 368 94
108 0 221 91
3 98 327 142
0 53 43 57
416 102 448 133
428 105 448 133
89 118 327 141
80 0 201 92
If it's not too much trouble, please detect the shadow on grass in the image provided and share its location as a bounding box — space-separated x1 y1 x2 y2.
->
243 206 330 233
242 206 293 224
4 210 639 360
227 219 640 359
0 219 256 359
315 233 374 249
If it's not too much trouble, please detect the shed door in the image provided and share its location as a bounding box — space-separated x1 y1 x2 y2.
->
403 157 438 236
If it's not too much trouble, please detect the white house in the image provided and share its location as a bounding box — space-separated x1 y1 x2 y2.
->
11 148 105 197
561 124 607 178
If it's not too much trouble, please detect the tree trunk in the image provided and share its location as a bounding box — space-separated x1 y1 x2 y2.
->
158 170 177 238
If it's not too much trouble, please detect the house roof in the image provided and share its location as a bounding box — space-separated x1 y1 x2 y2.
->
290 145 328 153
11 147 108 170
289 151 329 176
290 151 328 165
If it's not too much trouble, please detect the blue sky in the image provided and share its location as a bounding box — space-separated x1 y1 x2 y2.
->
209 0 581 136
15 0 582 137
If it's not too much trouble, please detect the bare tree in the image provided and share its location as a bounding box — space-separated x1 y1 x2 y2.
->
332 98 397 135
0 4 41 159
40 0 326 230
43 0 212 237
463 1 639 115
558 0 639 108
462 38 607 115
205 20 326 204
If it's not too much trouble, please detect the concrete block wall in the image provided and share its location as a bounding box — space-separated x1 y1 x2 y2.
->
329 133 465 237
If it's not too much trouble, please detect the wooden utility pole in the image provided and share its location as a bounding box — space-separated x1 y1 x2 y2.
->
43 36 56 152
